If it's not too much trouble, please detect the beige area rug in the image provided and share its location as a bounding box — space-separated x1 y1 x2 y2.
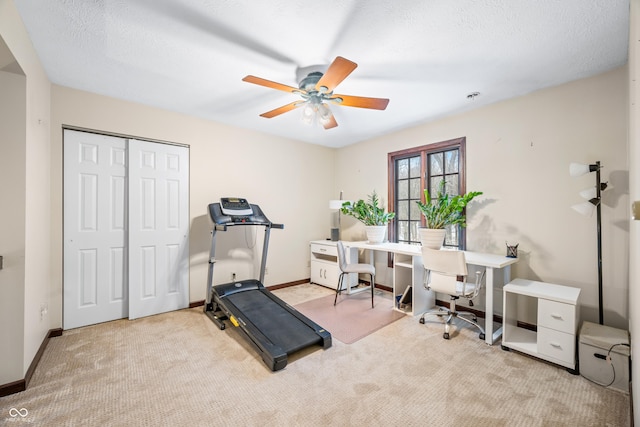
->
294 290 405 344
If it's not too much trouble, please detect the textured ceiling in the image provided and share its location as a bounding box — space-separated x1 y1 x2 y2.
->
14 0 630 148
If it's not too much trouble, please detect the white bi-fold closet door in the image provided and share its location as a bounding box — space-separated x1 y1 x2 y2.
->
63 129 189 329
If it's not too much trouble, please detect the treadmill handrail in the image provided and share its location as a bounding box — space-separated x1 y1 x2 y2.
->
214 222 283 232
205 201 283 305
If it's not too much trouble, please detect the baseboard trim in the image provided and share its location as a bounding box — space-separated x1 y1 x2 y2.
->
0 328 62 397
630 380 634 426
268 279 309 290
0 379 25 397
189 279 312 308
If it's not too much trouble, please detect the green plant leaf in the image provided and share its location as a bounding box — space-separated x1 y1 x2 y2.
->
415 181 482 229
340 190 395 226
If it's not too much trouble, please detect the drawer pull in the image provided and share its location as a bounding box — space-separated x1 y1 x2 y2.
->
320 248 327 252
551 313 563 320
550 342 562 349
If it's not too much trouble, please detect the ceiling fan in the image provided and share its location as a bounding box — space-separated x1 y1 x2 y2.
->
242 56 389 130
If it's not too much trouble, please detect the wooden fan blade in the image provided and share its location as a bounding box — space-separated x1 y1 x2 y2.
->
315 56 357 93
322 113 338 130
259 101 304 118
329 94 389 110
242 75 301 93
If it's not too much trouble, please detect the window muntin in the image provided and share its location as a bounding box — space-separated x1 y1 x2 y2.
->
388 137 467 249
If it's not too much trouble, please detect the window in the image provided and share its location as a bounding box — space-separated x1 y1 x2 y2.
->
388 137 467 249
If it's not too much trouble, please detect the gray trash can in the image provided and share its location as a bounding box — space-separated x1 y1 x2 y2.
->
578 321 630 393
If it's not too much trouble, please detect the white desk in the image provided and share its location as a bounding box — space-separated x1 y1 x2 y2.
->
343 241 518 345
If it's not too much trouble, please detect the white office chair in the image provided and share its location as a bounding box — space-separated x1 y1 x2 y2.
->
419 247 486 340
334 241 376 308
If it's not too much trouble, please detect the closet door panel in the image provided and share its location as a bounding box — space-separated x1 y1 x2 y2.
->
63 130 128 329
128 139 189 319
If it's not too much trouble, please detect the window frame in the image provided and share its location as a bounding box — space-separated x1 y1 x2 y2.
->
387 136 468 249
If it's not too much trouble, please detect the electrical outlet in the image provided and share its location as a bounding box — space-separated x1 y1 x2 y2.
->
265 267 269 275
40 303 48 321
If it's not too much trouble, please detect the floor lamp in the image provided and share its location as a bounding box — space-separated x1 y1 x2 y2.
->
570 161 607 325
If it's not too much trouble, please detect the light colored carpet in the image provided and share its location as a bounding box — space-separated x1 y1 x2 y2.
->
0 284 630 426
294 290 405 344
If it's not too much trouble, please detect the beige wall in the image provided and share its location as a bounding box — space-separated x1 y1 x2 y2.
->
337 67 629 330
0 68 26 384
629 0 639 423
0 0 52 383
49 85 336 327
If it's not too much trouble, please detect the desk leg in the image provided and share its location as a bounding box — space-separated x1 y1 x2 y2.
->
484 265 512 345
484 267 495 345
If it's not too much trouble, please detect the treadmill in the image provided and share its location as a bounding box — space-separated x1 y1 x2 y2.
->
204 198 331 371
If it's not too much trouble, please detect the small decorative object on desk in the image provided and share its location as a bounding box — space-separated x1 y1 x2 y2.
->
506 242 519 258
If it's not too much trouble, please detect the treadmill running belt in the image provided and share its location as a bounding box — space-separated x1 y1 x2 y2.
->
226 290 321 354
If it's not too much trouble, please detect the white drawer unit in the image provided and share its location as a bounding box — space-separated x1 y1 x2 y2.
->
502 278 580 372
538 299 577 334
309 240 357 289
538 326 576 366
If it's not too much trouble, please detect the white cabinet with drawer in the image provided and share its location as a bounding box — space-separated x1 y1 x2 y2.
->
309 240 357 289
502 278 580 372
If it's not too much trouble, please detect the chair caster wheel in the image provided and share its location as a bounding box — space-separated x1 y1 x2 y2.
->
443 333 450 340
419 318 425 324
472 317 478 322
479 333 485 340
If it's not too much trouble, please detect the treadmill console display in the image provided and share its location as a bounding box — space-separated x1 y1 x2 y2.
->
208 198 282 229
220 197 253 216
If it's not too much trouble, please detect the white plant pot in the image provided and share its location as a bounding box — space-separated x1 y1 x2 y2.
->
365 225 387 244
419 228 446 249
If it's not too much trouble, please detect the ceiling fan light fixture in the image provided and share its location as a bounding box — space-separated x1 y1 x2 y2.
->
301 103 316 125
318 103 332 125
318 103 331 118
243 56 389 130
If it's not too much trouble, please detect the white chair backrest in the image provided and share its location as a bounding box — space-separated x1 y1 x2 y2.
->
421 247 468 295
337 241 348 272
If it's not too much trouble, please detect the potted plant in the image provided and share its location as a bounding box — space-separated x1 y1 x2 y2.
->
416 180 483 248
341 191 395 243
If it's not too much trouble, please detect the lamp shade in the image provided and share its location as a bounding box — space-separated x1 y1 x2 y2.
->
569 162 591 177
579 183 609 200
579 187 597 200
302 104 315 125
571 201 596 217
318 103 332 125
570 162 600 177
329 200 343 210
